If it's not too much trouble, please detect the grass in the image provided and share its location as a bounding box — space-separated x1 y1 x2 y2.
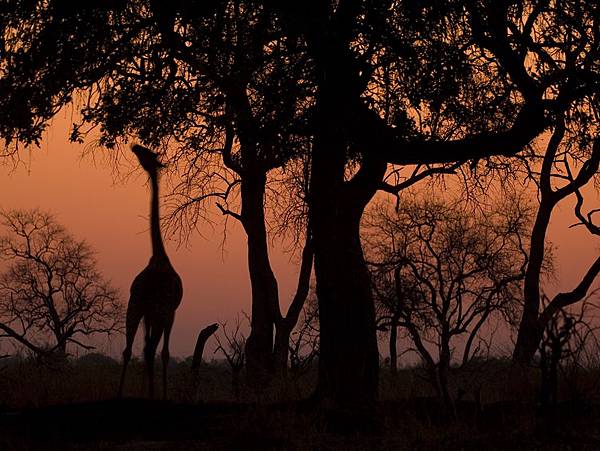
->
1 355 600 450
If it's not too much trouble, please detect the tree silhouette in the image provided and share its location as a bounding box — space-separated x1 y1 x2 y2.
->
214 315 247 401
264 1 600 411
537 294 600 408
0 210 123 358
513 120 600 364
365 195 529 406
191 323 219 374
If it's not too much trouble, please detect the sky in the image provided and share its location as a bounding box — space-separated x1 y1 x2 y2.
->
1 114 599 358
0 115 301 358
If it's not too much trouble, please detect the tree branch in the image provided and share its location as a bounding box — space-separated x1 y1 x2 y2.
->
216 202 242 222
353 101 548 165
379 163 462 195
282 229 314 326
543 256 600 323
191 323 219 371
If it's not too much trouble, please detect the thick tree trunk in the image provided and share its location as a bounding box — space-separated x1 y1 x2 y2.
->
310 147 381 411
313 220 379 410
53 329 68 355
241 170 280 388
514 321 545 365
306 46 386 410
234 145 313 384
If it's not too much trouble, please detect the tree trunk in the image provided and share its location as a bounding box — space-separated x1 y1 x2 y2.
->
389 315 399 376
54 330 67 355
312 220 379 410
241 170 280 388
549 342 561 407
273 320 293 378
513 203 553 364
514 321 546 365
234 146 313 385
438 335 452 410
191 323 219 372
310 147 381 411
299 13 385 412
273 234 314 378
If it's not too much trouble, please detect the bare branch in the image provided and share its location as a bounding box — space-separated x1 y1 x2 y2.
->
216 202 242 222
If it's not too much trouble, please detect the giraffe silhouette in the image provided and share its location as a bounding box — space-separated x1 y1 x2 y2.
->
118 144 183 399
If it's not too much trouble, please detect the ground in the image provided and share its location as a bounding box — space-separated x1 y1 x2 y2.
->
1 356 600 450
2 398 600 450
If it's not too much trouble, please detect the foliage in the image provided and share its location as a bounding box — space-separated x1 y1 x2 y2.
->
364 193 531 401
0 209 123 357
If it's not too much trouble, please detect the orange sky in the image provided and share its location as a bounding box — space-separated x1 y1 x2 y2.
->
0 116 301 357
1 115 599 358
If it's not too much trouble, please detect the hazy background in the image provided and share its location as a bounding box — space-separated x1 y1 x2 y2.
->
1 113 598 358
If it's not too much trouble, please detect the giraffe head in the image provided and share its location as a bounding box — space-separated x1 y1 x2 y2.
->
131 144 165 173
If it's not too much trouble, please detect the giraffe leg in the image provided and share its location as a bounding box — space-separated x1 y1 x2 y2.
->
161 316 174 400
144 323 164 399
142 317 151 395
118 300 143 398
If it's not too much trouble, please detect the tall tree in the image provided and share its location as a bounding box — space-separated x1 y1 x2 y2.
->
513 120 600 363
265 0 600 410
1 0 315 385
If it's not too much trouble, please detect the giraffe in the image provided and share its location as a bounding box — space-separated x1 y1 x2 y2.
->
118 144 183 399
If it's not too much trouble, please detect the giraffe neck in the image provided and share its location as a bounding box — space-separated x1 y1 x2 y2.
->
149 172 168 260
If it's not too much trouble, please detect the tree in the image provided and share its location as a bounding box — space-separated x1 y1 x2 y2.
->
513 120 600 363
265 0 600 411
365 195 529 406
0 209 123 357
373 268 421 377
1 0 314 386
191 323 219 373
537 294 599 408
155 3 314 385
214 315 247 401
